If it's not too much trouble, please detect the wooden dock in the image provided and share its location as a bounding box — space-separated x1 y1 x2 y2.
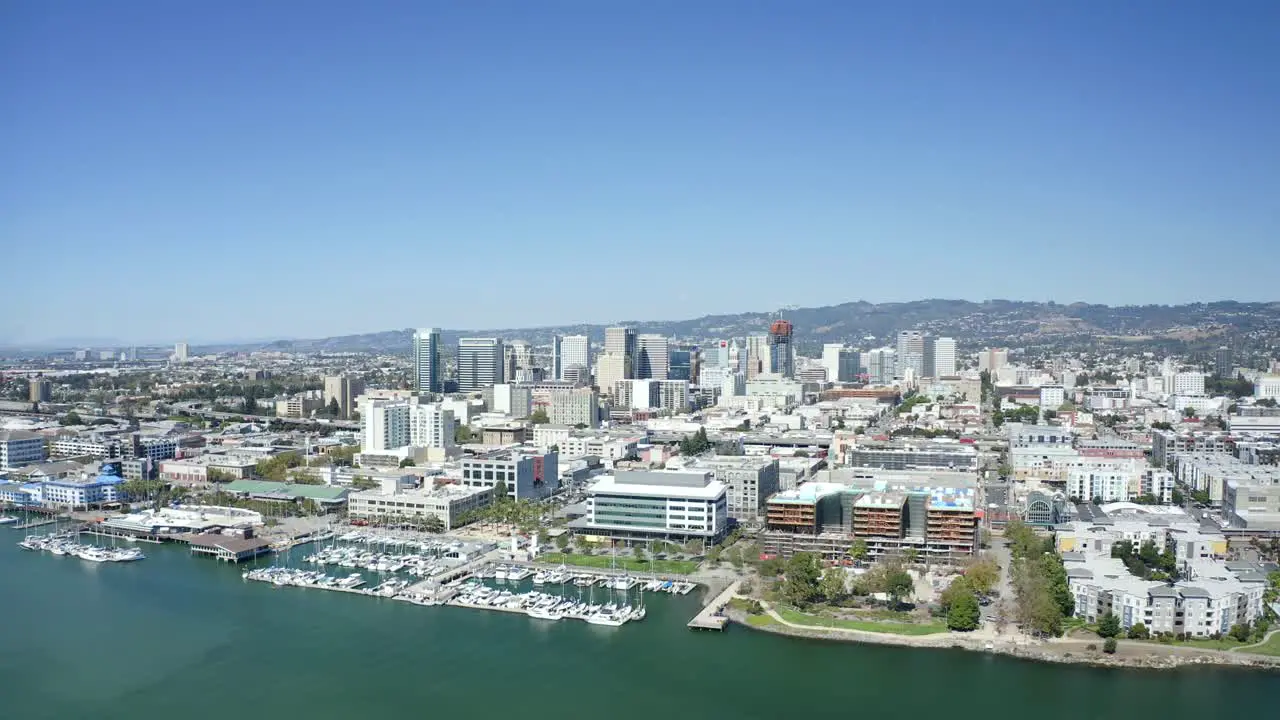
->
687 580 741 631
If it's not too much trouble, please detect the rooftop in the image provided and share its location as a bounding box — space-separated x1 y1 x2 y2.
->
587 473 727 500
221 479 349 502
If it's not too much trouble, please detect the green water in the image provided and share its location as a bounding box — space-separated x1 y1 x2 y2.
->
1 536 1276 720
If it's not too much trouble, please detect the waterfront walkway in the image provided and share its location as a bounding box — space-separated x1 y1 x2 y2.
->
688 579 740 630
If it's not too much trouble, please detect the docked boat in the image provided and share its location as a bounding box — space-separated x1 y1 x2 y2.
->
0 515 18 526
586 610 627 627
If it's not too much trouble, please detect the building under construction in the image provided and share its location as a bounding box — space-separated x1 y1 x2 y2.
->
761 476 978 564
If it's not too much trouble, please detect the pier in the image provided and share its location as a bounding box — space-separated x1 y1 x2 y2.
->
688 580 741 631
188 535 274 563
14 517 63 530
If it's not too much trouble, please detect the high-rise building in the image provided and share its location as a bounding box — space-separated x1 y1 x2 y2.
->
413 328 442 393
821 344 859 383
549 387 599 428
556 335 590 381
323 374 365 419
408 400 455 449
604 326 636 365
596 353 629 398
710 340 730 368
29 377 52 403
635 334 670 380
866 348 897 385
1214 346 1234 379
361 397 454 451
457 338 504 393
669 348 692 381
927 337 957 377
173 342 189 363
978 348 1009 374
655 379 691 414
896 331 924 379
768 320 795 378
745 335 771 379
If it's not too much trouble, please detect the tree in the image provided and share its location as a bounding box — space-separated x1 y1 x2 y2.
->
1182 407 1197 419
1097 612 1121 638
848 539 869 565
902 547 919 565
1127 622 1149 640
60 411 84 426
938 576 971 614
528 408 550 425
1229 622 1252 643
493 479 508 501
1111 539 1134 559
554 533 569 551
880 564 914 608
782 552 823 608
1103 637 1117 654
326 398 341 417
454 425 474 444
350 475 378 490
422 514 445 534
819 568 847 603
947 586 981 631
1138 539 1160 566
963 557 1000 596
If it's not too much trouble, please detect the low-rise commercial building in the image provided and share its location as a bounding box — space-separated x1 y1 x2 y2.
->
570 469 729 544
459 449 559 501
675 455 779 524
347 482 492 530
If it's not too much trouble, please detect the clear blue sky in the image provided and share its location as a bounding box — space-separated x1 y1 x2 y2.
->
3 1 1278 345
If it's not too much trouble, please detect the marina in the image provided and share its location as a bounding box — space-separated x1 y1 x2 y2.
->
17 532 145 562
5 517 704 629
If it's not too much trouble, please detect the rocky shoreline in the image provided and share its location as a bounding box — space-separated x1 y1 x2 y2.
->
727 610 1280 672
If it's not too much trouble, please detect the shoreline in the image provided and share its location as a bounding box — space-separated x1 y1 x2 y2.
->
726 609 1280 672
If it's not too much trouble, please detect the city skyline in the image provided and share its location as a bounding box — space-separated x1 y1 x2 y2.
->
5 2 1280 344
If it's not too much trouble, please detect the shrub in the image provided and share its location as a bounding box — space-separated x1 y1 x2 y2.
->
1086 643 1098 651
1103 637 1117 654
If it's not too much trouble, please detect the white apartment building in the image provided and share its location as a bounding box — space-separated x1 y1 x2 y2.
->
1167 371 1206 396
1040 384 1065 410
361 398 411 452
561 433 640 463
655 379 690 414
0 429 46 470
1067 468 1133 503
548 387 598 427
408 402 455 449
532 424 573 452
596 353 628 398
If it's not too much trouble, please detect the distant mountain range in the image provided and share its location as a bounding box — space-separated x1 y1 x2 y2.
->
197 299 1280 355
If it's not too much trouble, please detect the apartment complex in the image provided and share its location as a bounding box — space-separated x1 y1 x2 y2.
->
548 387 599 428
0 429 46 470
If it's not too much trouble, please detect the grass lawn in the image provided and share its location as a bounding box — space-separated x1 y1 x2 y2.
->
1240 634 1280 657
745 614 777 628
1133 637 1247 651
776 608 949 636
538 552 698 575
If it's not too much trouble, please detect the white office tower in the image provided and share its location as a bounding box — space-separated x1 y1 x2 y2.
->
866 347 897 385
457 338 504 393
896 331 925 378
549 387 599 427
635 334 670 380
604 327 634 366
408 399 455 448
729 339 745 373
930 337 957 377
490 383 532 418
173 342 189 362
597 353 629 397
413 328 442 393
822 343 859 383
556 334 590 381
615 379 654 410
509 340 533 372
